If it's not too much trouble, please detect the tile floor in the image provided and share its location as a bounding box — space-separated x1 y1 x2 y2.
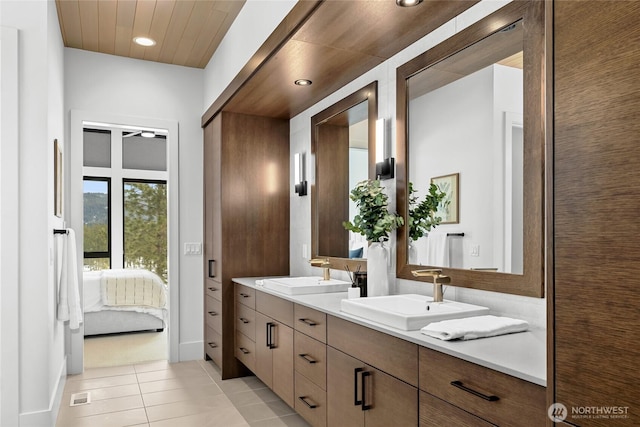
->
56 359 310 427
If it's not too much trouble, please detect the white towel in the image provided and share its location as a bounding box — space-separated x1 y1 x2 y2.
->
426 232 449 266
57 229 83 330
421 315 528 341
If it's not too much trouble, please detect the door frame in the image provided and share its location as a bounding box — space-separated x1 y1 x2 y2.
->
68 110 180 373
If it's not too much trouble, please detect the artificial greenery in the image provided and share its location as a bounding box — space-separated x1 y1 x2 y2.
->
343 179 404 243
408 181 447 241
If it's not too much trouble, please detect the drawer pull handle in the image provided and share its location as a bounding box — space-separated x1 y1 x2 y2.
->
354 368 364 406
266 322 277 349
208 311 218 316
298 396 317 409
208 342 217 348
361 371 372 410
208 286 218 292
239 347 250 354
208 260 216 278
450 380 500 402
298 318 318 326
298 353 317 364
239 317 250 324
239 292 250 298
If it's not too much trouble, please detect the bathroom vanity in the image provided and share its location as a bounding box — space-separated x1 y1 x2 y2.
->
233 278 546 427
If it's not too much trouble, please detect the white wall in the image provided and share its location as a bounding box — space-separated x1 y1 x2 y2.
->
0 0 67 424
203 0 297 111
289 0 546 328
64 48 205 361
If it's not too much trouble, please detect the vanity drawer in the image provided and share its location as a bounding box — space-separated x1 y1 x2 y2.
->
236 303 255 341
327 315 418 387
256 290 293 327
205 280 222 301
295 371 327 427
205 295 222 332
205 326 222 367
420 391 495 427
235 283 256 309
235 331 256 372
294 304 327 343
419 347 545 427
294 331 326 389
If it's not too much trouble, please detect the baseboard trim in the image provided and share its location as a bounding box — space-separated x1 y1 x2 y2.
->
20 356 67 427
179 340 203 361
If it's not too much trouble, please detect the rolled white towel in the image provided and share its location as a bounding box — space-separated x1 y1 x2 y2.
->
421 315 529 341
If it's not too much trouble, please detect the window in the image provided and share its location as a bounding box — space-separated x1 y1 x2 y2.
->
83 178 110 270
124 180 167 281
82 125 168 281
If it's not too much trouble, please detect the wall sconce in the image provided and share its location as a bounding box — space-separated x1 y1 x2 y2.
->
375 118 394 180
294 152 307 196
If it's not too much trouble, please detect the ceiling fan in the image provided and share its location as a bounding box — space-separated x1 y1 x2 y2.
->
123 130 156 138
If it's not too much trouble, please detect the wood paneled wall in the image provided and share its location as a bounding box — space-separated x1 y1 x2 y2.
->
553 1 640 425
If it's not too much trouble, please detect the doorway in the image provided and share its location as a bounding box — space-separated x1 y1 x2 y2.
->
69 111 179 374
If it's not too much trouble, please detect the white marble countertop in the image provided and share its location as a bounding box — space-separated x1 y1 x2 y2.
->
233 277 546 387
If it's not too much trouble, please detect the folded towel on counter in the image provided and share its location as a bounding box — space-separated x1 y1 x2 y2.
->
421 315 529 341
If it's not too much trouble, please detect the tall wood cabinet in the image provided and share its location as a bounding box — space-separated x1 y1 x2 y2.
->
203 111 290 379
553 1 640 425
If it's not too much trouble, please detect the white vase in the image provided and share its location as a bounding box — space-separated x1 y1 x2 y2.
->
367 241 389 297
408 239 418 265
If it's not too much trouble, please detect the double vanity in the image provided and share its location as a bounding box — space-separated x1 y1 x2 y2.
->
232 277 545 427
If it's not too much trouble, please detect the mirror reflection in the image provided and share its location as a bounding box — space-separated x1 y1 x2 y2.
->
312 83 376 263
407 20 524 273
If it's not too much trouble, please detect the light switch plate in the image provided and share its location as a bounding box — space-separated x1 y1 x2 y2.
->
184 242 202 255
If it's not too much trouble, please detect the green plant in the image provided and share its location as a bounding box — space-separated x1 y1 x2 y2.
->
343 179 404 243
408 182 447 241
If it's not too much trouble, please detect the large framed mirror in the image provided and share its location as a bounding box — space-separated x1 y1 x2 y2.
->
312 82 377 271
396 0 545 297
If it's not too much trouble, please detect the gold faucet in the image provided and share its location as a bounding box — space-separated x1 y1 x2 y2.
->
411 269 451 302
309 258 331 281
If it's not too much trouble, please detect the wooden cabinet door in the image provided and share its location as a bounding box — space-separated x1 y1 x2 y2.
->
327 347 365 427
255 312 273 388
203 117 222 288
554 2 640 425
272 322 294 408
364 366 418 427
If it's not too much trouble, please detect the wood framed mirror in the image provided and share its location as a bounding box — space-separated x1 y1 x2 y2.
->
396 0 545 297
311 82 377 271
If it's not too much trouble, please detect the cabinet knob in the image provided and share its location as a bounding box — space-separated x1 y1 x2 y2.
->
208 342 217 349
239 317 250 324
208 311 218 316
239 347 250 355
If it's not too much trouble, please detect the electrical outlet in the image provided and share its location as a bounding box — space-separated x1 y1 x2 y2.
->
302 244 308 259
184 242 202 255
471 244 480 257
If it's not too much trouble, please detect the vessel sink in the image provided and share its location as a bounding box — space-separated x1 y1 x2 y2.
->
262 276 351 295
340 294 490 331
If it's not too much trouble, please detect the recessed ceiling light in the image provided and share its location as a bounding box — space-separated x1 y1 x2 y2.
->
294 79 312 86
133 36 156 47
396 0 423 6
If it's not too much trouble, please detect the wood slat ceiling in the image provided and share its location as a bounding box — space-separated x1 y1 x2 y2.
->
55 0 245 68
219 0 480 120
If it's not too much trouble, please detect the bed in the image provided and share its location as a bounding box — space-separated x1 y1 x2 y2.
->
83 269 168 336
